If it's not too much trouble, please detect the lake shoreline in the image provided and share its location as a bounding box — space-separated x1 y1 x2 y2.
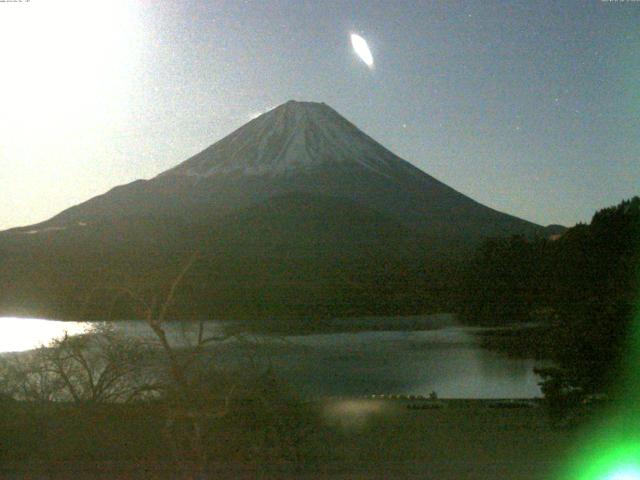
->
1 312 458 334
0 315 546 399
0 312 549 336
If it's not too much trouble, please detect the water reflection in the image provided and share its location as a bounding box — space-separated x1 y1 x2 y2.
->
0 317 544 398
0 317 92 353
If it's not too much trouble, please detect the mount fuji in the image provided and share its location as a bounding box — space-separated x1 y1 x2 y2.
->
24 100 540 241
0 101 553 321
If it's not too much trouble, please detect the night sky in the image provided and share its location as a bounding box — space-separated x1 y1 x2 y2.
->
1 0 638 230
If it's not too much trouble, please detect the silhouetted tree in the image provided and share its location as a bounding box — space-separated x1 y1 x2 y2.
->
460 197 640 413
458 235 552 325
0 324 156 404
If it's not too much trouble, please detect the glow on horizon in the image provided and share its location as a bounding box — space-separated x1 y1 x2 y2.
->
350 33 374 68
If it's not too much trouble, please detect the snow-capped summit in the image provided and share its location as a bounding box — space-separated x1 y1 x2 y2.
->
0 100 550 321
162 100 405 178
14 100 542 244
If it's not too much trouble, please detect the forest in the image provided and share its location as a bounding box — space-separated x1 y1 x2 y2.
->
459 196 640 403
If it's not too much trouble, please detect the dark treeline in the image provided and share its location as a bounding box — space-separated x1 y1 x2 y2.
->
458 197 640 399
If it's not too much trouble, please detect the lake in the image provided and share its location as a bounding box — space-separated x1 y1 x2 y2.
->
0 315 543 399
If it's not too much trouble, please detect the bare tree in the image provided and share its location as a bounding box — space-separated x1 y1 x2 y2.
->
97 254 238 476
0 348 65 402
46 325 159 403
0 324 158 404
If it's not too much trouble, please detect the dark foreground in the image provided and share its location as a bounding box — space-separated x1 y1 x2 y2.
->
0 398 573 479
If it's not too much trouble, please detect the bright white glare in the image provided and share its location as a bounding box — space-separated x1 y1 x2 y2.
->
0 1 143 230
350 33 374 68
0 0 141 137
0 318 92 353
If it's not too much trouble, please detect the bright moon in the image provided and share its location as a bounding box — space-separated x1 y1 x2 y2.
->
350 33 374 68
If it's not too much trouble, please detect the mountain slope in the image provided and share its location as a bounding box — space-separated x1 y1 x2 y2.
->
1 100 549 320
18 101 541 245
0 193 436 320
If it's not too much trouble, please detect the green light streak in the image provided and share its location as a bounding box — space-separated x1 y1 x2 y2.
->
566 441 640 480
556 243 640 479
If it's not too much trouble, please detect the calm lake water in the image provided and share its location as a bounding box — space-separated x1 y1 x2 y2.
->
0 316 543 399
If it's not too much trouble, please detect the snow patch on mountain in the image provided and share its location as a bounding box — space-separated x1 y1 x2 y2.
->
160 101 409 179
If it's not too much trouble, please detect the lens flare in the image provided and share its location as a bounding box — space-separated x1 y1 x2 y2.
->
556 294 640 479
606 467 640 480
350 33 374 68
562 440 640 480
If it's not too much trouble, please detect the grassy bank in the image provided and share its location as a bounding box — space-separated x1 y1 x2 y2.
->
0 397 573 479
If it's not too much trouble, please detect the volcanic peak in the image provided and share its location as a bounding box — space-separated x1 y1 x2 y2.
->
161 100 401 178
